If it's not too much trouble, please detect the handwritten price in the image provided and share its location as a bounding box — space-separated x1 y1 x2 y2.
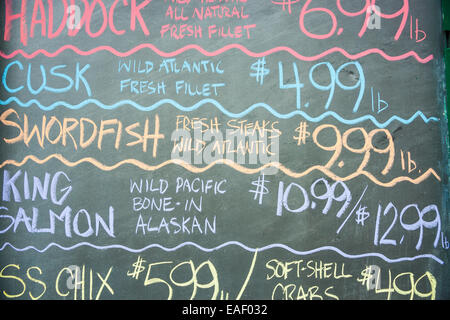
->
272 0 409 40
127 251 258 300
312 124 395 175
358 267 437 300
278 60 365 112
276 177 442 251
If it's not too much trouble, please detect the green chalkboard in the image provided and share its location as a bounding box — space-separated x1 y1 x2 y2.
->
0 0 449 302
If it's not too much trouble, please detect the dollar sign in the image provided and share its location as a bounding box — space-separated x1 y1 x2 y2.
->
127 256 146 280
249 174 270 205
355 205 370 226
357 265 381 290
293 121 310 146
250 58 270 86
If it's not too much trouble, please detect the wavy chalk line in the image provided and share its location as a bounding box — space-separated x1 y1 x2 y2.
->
0 44 434 63
0 97 440 128
0 241 443 264
0 154 441 187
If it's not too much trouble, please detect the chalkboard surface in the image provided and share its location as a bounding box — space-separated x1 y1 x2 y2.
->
0 0 449 301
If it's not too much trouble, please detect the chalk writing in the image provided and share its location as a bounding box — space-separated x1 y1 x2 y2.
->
0 0 446 302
